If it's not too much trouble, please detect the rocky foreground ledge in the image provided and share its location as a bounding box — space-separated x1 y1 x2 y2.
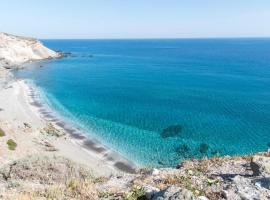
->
0 150 270 199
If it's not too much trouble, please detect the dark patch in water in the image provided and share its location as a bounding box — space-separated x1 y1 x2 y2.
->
114 162 136 174
106 156 115 161
30 102 42 107
199 143 209 154
44 114 54 118
70 133 86 140
158 160 166 166
175 144 193 159
56 122 66 128
161 125 182 138
48 118 59 123
267 142 270 147
83 140 106 153
211 149 220 156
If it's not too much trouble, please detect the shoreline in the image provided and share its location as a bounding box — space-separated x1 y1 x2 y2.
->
25 79 137 173
0 68 136 176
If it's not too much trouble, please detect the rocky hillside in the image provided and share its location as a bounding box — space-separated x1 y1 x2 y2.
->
0 32 60 68
0 151 270 199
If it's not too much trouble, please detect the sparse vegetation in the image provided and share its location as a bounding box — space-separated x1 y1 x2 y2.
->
123 186 146 200
0 128 5 137
7 139 17 150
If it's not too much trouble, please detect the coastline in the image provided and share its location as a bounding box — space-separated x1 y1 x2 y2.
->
0 67 136 176
1 33 270 199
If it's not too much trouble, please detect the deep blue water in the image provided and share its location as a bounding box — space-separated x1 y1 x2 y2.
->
16 39 270 167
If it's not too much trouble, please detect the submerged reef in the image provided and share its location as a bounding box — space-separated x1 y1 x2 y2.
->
199 143 209 154
175 144 193 159
161 125 182 138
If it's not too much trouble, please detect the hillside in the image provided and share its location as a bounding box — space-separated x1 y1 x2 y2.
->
0 32 60 68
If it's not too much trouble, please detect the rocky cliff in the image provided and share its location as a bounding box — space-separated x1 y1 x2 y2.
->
0 32 60 68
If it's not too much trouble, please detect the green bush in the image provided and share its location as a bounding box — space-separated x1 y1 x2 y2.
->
0 128 5 137
7 139 17 150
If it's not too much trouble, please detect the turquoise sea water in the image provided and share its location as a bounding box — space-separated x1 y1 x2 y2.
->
16 39 270 167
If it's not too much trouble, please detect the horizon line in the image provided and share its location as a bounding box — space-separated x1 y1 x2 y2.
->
40 36 270 40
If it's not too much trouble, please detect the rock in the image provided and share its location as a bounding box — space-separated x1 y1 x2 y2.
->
152 186 195 200
251 155 270 176
145 185 160 199
23 122 31 129
175 144 192 159
41 123 65 137
0 154 92 185
197 196 209 200
254 177 270 190
0 32 60 68
152 168 160 176
161 125 182 138
232 175 261 200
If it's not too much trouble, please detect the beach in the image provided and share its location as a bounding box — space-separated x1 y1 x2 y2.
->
0 68 135 177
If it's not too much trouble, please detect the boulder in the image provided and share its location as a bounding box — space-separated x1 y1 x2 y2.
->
251 155 270 176
197 196 209 200
152 168 160 176
145 185 160 199
254 177 270 190
152 186 195 200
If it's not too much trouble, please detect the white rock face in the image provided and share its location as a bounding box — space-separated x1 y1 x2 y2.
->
0 32 60 68
251 155 270 177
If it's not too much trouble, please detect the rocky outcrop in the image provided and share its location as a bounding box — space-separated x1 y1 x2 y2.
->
152 186 195 200
0 32 60 68
251 154 270 176
1 151 270 199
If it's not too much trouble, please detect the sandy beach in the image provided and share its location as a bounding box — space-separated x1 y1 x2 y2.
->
0 68 135 177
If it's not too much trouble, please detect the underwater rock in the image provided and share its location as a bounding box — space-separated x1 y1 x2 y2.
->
175 144 192 159
211 149 220 156
161 125 182 138
158 160 166 166
57 51 73 58
82 54 94 58
199 143 209 154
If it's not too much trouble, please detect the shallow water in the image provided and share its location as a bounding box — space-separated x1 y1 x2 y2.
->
15 39 270 167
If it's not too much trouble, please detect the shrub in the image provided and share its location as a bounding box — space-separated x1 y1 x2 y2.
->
7 139 17 150
0 128 5 137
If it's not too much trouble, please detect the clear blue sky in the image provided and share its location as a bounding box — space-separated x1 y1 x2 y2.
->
1 0 270 39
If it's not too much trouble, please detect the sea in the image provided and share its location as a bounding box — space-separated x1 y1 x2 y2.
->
15 38 270 167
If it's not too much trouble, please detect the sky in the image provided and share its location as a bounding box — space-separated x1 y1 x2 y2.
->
0 0 270 39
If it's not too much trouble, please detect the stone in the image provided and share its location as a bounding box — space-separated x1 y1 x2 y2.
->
152 168 160 176
197 196 209 200
254 177 270 190
152 186 195 200
251 155 270 176
232 175 260 200
145 185 160 199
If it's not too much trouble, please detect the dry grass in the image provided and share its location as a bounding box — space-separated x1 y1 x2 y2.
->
3 179 98 200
